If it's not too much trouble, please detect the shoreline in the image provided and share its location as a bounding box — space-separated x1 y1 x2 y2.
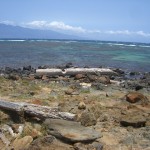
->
0 64 150 149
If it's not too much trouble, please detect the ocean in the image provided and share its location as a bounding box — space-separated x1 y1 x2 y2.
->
0 40 150 72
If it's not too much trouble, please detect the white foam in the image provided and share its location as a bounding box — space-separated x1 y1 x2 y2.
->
0 39 25 42
139 45 150 48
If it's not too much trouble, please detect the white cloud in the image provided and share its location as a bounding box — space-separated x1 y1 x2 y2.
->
105 30 131 35
0 20 15 25
1 20 150 37
49 21 86 32
104 30 150 37
26 21 47 28
136 31 150 37
24 21 86 33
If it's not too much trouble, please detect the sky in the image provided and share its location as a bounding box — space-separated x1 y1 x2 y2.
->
0 0 150 42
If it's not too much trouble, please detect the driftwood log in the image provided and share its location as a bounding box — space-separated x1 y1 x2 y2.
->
36 68 116 76
0 100 75 121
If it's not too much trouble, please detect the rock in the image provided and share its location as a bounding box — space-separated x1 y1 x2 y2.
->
65 62 74 68
87 75 98 82
78 102 86 110
125 92 148 103
27 135 73 150
65 89 74 95
120 113 146 127
73 142 103 150
75 74 85 80
5 67 13 74
80 111 97 126
113 68 125 75
44 119 101 143
28 74 35 80
65 89 80 95
98 76 111 84
12 136 33 150
6 74 20 80
91 142 103 150
42 75 49 80
135 84 143 91
27 135 54 150
91 83 104 90
23 123 42 138
34 74 42 79
73 143 87 150
23 65 32 71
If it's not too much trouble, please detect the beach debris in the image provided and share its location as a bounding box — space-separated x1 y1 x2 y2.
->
36 68 117 76
0 100 76 121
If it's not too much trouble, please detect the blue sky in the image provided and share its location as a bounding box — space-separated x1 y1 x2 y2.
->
0 0 150 42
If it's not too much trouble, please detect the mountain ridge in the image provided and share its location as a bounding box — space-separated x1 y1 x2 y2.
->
0 23 80 39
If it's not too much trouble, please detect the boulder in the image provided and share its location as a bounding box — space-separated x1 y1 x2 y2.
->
44 119 101 143
120 113 146 127
125 92 148 103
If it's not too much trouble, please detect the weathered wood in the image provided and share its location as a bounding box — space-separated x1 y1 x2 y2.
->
0 100 23 112
0 100 75 121
36 68 116 76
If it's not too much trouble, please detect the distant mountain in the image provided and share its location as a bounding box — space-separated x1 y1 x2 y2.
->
0 23 79 39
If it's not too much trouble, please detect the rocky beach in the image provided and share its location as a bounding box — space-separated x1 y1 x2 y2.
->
0 64 150 150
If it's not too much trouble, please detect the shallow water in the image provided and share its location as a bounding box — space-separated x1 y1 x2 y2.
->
0 40 150 72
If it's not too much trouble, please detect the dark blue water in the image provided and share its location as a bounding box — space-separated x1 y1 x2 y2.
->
0 40 150 72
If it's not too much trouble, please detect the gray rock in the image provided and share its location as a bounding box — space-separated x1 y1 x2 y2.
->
27 135 73 150
44 119 101 143
120 113 146 128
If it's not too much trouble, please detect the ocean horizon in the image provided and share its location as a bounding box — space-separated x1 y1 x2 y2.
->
0 39 150 72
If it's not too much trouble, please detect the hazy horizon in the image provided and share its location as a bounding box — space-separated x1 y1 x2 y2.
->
0 0 150 43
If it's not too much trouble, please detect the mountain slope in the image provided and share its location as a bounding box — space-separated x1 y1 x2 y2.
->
0 24 79 39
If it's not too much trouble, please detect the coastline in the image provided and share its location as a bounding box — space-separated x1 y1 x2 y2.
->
0 64 150 149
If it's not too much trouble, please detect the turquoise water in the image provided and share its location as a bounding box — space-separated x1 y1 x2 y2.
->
0 40 150 72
